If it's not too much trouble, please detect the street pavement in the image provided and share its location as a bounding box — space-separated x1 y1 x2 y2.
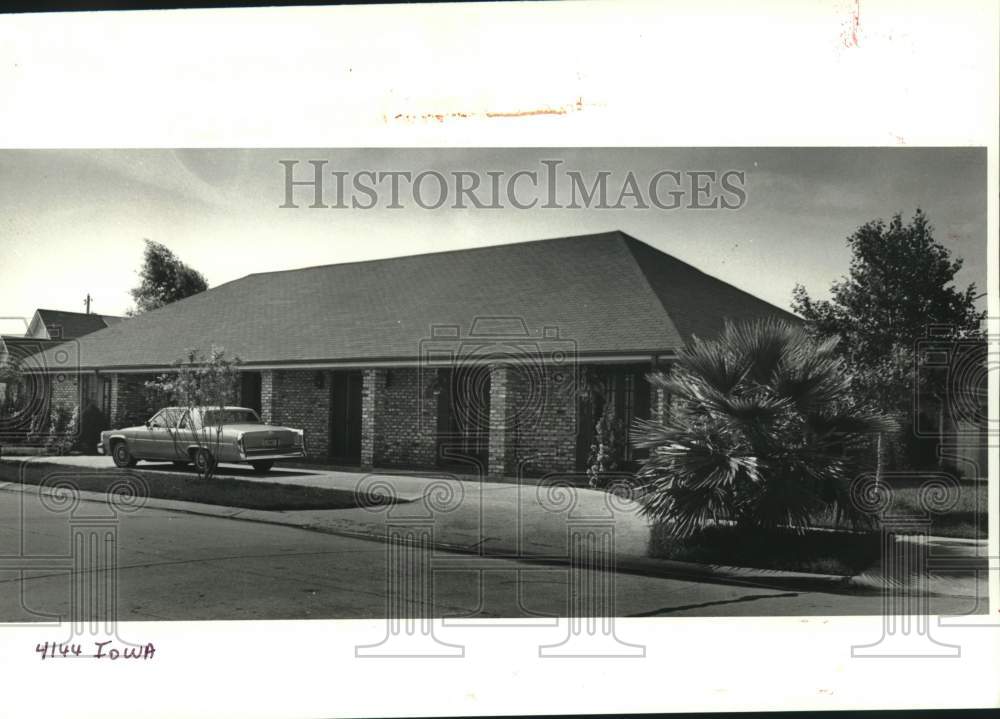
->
0 489 984 620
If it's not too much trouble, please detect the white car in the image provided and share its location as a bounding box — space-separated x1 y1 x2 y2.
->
99 406 306 474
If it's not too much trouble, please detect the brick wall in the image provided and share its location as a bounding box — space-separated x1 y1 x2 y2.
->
271 369 330 458
110 373 162 428
49 373 80 415
373 367 439 468
506 364 578 475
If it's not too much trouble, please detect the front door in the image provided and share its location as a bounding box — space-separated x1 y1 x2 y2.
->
240 371 263 415
436 367 490 468
328 370 362 464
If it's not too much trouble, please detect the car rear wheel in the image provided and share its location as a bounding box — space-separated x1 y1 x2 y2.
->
193 448 216 475
250 460 274 474
111 441 138 468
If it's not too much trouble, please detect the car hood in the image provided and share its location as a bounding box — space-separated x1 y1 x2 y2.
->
104 425 146 434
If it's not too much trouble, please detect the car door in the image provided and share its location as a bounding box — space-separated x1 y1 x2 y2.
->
151 408 193 460
128 410 163 459
144 410 176 460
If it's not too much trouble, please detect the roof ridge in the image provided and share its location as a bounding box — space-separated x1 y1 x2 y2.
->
241 230 629 279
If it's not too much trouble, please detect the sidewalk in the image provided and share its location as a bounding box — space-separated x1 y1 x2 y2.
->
0 455 990 599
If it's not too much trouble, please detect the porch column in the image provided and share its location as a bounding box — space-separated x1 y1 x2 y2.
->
652 388 669 423
361 368 385 470
260 370 275 424
107 373 122 427
488 365 515 479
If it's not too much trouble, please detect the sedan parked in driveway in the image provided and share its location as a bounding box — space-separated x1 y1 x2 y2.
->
99 406 306 473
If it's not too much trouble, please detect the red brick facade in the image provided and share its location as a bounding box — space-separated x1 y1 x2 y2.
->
45 362 656 479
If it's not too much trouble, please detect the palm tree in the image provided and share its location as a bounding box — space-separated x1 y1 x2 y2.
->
632 318 897 537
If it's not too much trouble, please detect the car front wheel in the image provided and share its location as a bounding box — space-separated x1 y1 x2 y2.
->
112 442 137 468
250 460 274 474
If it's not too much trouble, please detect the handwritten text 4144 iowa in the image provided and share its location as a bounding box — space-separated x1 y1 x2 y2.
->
36 641 156 661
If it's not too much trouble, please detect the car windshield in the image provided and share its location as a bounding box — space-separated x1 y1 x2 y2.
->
201 409 261 426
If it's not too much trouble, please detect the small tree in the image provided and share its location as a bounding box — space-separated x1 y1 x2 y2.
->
129 239 208 315
145 347 241 479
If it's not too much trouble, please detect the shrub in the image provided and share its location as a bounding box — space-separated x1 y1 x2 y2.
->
632 318 898 537
45 405 79 455
586 403 627 488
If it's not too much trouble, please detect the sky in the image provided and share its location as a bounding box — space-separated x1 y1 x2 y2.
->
0 147 987 336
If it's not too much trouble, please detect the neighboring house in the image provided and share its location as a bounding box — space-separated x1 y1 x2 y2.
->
25 308 123 341
27 231 801 475
1 309 124 439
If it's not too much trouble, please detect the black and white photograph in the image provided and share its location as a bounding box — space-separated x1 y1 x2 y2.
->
0 2 997 718
0 147 990 623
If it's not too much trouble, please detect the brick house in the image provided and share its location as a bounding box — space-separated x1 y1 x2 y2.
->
27 231 799 476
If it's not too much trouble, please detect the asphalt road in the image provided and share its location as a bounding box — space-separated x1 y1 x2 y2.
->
0 490 980 621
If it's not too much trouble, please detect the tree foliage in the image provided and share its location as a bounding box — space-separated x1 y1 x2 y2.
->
128 240 208 315
146 346 242 411
791 210 985 467
792 210 983 395
632 319 897 537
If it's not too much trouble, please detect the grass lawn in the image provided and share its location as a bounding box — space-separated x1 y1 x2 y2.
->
814 479 988 540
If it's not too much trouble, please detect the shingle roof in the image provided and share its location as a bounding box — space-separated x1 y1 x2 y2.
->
33 309 123 340
32 231 799 371
0 336 64 368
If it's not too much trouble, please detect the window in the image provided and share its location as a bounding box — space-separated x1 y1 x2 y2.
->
148 410 167 428
201 409 261 426
149 408 184 428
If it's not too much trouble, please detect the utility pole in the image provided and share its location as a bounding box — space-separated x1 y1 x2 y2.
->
84 293 92 314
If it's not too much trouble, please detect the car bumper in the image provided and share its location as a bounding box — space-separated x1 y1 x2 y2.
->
237 449 306 462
